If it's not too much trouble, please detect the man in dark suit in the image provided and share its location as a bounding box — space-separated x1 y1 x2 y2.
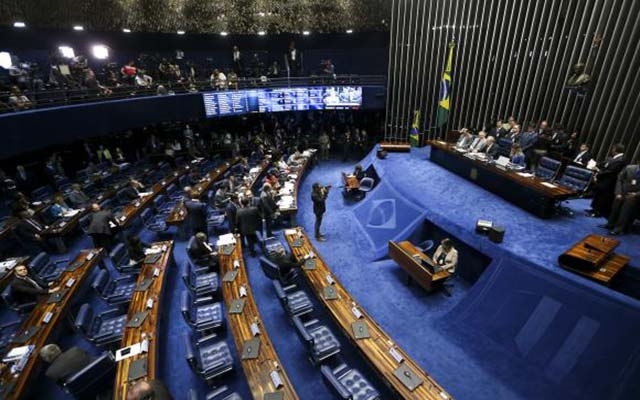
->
520 123 539 169
482 137 500 160
286 41 301 76
127 379 173 400
269 246 304 282
604 163 640 235
39 344 92 384
236 198 261 257
225 194 240 234
311 182 329 241
572 143 592 166
87 203 119 250
259 183 279 237
589 143 628 218
184 191 207 235
10 264 58 304
187 232 217 267
12 209 46 252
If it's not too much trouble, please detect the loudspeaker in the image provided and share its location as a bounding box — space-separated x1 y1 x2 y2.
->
376 149 388 159
489 226 505 243
475 219 493 235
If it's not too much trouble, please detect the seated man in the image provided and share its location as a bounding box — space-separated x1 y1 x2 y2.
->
455 129 473 150
39 344 92 384
482 136 500 160
10 264 59 304
68 184 90 207
604 163 640 235
469 131 488 153
432 238 458 274
268 246 304 282
126 379 173 400
187 232 218 267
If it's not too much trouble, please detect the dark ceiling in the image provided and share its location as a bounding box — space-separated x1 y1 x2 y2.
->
0 0 391 34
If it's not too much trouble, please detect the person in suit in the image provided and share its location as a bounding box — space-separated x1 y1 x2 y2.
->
432 238 458 274
286 41 301 76
87 203 119 250
589 144 627 218
508 124 522 143
67 184 90 207
184 191 208 235
187 232 218 266
455 130 473 149
520 123 539 169
232 45 243 76
127 235 150 264
353 164 365 181
469 131 488 152
49 194 72 219
482 137 500 160
10 265 58 304
311 182 329 241
236 198 261 257
126 379 173 400
259 183 279 237
12 208 49 253
225 194 240 234
603 163 640 235
39 344 92 384
572 143 592 166
488 120 508 139
269 246 304 282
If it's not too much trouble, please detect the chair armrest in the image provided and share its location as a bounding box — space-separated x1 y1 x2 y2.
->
113 275 137 284
321 365 351 399
183 334 195 361
303 318 320 328
202 359 226 375
272 280 286 300
53 258 71 265
98 308 123 319
93 330 120 342
293 316 313 343
194 296 216 306
17 302 37 313
283 283 297 292
196 333 219 346
205 386 231 400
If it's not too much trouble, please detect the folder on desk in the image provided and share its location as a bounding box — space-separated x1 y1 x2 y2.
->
351 320 370 340
241 337 261 360
303 258 316 270
126 311 150 328
144 253 162 264
229 298 246 314
264 392 284 400
12 326 41 344
222 269 239 282
135 278 154 292
323 285 338 300
291 238 304 248
393 363 423 391
127 356 148 382
46 289 68 304
219 243 235 256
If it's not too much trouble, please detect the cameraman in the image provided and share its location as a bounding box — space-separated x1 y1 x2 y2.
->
311 182 330 241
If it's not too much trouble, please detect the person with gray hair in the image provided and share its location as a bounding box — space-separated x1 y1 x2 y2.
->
39 344 92 383
126 379 173 400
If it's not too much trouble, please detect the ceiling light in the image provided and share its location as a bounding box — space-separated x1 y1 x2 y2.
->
13 22 26 28
92 44 109 59
58 46 75 58
258 31 266 36
220 31 228 36
259 12 265 17
122 28 131 33
73 25 84 31
346 29 353 34
303 31 310 35
177 30 185 35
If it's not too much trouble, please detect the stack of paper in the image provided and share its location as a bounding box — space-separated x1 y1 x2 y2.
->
217 233 237 246
62 209 81 218
278 195 294 209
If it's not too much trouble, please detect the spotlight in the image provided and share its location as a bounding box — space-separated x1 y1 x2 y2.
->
92 44 109 60
346 29 353 34
122 28 131 33
73 25 84 31
13 22 26 28
220 31 228 36
177 30 185 35
58 46 75 58
258 31 266 36
303 31 310 36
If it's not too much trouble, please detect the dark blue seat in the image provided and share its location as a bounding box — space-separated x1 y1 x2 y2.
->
62 351 116 399
109 242 139 275
115 188 132 206
31 185 53 201
293 316 341 365
91 269 137 306
183 333 234 382
181 291 224 333
0 320 21 354
535 156 562 181
186 236 213 267
257 231 286 258
207 208 226 233
28 252 70 282
182 260 219 296
1 285 36 315
73 303 127 348
556 165 594 193
79 214 92 234
273 280 313 318
321 363 380 400
188 386 242 400
141 208 168 233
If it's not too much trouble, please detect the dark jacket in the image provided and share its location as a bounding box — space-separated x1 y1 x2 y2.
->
87 210 117 235
312 188 327 215
595 155 627 190
45 346 93 383
269 251 303 273
236 206 261 235
10 273 49 304
259 192 278 218
187 237 214 263
615 164 640 195
185 199 207 233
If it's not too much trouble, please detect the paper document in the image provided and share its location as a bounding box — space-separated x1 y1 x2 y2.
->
517 172 534 178
216 233 236 246
541 182 557 188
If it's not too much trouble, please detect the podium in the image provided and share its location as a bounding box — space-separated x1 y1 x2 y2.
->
558 234 629 285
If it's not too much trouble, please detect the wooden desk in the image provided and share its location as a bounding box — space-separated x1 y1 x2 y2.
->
0 249 105 400
558 234 629 285
429 141 575 218
116 172 181 228
285 230 451 400
388 241 451 292
218 237 299 400
342 173 360 191
113 241 174 400
279 151 316 225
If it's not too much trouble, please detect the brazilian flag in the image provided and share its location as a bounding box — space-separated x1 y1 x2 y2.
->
409 110 421 147
436 42 455 128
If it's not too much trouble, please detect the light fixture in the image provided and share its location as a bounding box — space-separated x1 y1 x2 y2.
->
303 31 310 36
346 29 353 34
58 46 75 58
258 31 266 36
73 25 84 31
177 30 185 35
259 12 265 17
13 22 26 28
92 44 109 59
0 52 11 69
220 31 228 36
122 28 131 33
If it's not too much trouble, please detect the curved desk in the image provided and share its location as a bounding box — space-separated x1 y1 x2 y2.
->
218 236 299 400
113 240 174 400
284 229 452 400
278 150 316 226
0 248 105 400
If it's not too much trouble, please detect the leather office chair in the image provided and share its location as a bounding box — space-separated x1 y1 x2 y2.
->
259 233 286 259
1 285 37 315
62 351 116 399
272 280 313 319
141 208 168 233
535 156 562 181
115 188 132 206
183 333 234 383
181 291 224 333
109 243 140 275
73 303 127 348
187 385 242 400
321 363 380 400
0 320 21 354
182 260 219 296
293 316 341 365
206 207 226 234
91 269 137 306
259 256 297 283
556 165 594 193
28 252 70 282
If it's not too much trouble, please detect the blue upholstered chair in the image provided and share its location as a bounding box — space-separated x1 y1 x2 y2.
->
141 208 168 233
62 351 116 399
257 231 286 258
109 243 140 275
321 363 381 400
0 320 21 354
182 260 219 296
272 280 313 318
293 316 341 365
1 285 36 315
28 252 70 282
535 156 562 181
73 303 127 348
556 165 594 193
207 208 226 234
183 333 234 382
188 386 242 400
181 291 224 333
91 269 137 306
115 188 132 206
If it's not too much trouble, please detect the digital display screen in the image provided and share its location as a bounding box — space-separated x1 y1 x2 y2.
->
203 86 362 118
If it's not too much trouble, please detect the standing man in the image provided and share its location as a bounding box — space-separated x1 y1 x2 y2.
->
87 203 118 250
185 190 208 236
604 162 640 235
236 198 261 257
259 183 279 237
286 41 301 76
311 183 329 241
232 45 243 76
588 144 627 218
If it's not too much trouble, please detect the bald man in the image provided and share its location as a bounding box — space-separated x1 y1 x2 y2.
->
127 379 172 400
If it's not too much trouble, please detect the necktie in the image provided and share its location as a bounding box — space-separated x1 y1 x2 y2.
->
23 276 42 290
27 218 43 232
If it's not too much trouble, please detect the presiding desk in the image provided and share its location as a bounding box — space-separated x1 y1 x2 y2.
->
428 140 575 218
113 241 174 400
342 173 360 191
0 248 105 400
558 234 629 285
388 241 451 292
218 235 299 400
284 229 452 400
278 150 316 226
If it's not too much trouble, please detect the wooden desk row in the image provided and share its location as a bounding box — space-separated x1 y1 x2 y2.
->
388 241 451 292
278 151 316 225
218 236 299 400
0 249 106 400
284 230 452 400
113 241 174 400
